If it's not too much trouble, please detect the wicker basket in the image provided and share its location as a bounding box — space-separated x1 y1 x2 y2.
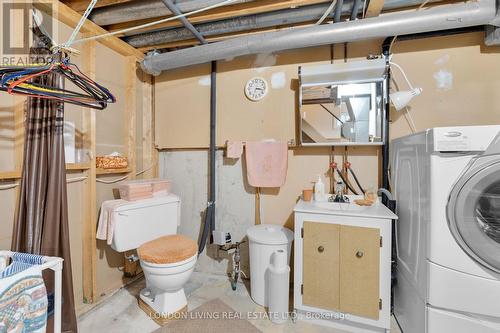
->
96 156 128 169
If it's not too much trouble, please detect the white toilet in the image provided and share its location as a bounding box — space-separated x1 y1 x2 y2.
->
109 194 198 317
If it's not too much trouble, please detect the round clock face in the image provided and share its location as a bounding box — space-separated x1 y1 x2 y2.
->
245 77 268 101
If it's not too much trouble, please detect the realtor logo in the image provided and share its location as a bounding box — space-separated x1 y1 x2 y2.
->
1 1 56 63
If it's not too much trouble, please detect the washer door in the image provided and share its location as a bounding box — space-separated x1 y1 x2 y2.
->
447 158 500 273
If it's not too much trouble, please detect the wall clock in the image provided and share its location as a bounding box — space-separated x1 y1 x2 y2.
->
245 77 268 101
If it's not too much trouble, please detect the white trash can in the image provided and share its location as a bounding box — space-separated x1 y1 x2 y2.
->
247 224 294 307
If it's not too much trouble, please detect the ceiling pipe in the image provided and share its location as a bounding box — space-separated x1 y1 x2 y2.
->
125 0 443 47
350 0 362 20
142 0 498 75
160 0 208 44
126 3 337 47
334 0 344 22
90 0 253 26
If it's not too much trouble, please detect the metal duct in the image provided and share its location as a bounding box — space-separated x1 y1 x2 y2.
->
90 0 253 26
142 0 498 75
124 0 435 46
126 3 335 47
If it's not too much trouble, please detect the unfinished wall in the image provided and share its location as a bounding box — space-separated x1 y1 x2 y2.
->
155 31 500 276
0 17 149 315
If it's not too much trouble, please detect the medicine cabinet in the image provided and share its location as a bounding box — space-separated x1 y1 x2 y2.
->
298 59 388 146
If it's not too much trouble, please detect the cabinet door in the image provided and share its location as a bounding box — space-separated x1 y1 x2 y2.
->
302 221 340 310
339 225 380 319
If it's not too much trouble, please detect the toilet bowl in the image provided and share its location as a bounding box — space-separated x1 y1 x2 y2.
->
108 195 198 318
137 234 198 315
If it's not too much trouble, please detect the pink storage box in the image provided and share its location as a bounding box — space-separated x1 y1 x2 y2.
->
118 179 171 201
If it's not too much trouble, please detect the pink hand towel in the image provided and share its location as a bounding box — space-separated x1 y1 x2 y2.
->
245 141 288 188
227 141 243 159
96 199 129 245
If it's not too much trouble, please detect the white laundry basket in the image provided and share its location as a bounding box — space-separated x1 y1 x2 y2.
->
0 251 63 333
247 224 293 307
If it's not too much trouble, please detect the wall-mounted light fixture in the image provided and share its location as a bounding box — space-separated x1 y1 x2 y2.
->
389 62 422 111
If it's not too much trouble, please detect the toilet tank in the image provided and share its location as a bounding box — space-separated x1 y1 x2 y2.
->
110 195 181 252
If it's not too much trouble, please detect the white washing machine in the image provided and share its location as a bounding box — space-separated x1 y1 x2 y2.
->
391 125 500 333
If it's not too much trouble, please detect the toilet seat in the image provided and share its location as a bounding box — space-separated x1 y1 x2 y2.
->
138 235 198 265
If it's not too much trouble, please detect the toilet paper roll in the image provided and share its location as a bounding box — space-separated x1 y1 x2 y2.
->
270 249 287 270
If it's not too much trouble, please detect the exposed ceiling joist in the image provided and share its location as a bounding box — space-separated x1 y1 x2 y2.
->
62 0 134 13
365 0 385 17
90 0 255 26
107 0 331 36
37 0 144 59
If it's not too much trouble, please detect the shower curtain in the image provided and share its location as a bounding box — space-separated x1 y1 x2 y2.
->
11 34 78 333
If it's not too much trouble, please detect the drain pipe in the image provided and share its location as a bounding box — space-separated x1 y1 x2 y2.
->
334 0 344 22
199 60 217 254
382 42 391 203
160 0 215 254
209 60 217 242
351 0 362 20
142 0 498 74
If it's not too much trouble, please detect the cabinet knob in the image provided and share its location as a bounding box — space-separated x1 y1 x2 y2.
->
356 251 364 258
318 246 324 253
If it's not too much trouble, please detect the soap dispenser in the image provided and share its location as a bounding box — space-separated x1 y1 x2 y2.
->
314 175 326 202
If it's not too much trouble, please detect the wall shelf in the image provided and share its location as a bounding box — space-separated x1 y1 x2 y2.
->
96 168 131 175
66 163 91 171
0 164 92 180
0 170 21 180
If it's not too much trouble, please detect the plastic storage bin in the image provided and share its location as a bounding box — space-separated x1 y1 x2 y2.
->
118 179 171 201
247 224 294 306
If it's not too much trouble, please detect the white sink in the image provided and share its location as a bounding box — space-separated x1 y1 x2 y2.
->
314 201 369 212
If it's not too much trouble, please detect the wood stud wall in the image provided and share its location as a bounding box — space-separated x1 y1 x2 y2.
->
81 36 98 303
0 4 156 305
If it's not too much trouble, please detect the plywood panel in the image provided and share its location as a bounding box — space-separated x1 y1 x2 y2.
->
339 225 380 320
389 32 500 139
66 176 84 311
303 221 340 311
154 64 211 149
0 93 17 172
262 147 331 229
154 47 332 149
0 187 17 249
95 44 126 155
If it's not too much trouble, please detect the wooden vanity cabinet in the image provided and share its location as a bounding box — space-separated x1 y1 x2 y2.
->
294 200 396 333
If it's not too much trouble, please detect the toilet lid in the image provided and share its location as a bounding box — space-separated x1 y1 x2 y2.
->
138 235 198 264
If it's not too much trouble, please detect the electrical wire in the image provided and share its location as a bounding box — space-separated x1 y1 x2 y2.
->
346 164 365 194
67 176 88 184
316 0 338 25
64 0 98 48
389 62 414 90
334 167 358 195
96 175 130 184
404 107 418 133
64 0 240 47
388 62 418 133
0 183 19 190
362 0 367 18
135 164 156 177
95 164 157 184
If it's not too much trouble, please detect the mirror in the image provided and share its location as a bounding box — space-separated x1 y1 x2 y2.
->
298 59 387 146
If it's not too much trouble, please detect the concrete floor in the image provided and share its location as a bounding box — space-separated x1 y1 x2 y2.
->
78 272 402 333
